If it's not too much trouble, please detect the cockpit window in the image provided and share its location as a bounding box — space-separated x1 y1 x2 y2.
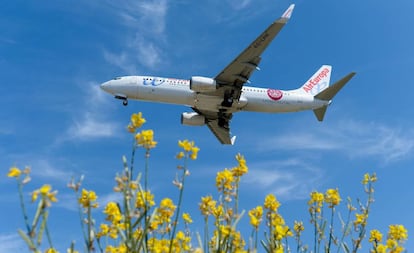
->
113 77 122 80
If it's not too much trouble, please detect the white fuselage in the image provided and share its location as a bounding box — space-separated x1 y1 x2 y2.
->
101 76 330 114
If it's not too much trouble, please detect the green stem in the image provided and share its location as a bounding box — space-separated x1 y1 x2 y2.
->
87 206 92 252
144 149 150 250
169 163 187 253
75 192 88 250
130 141 137 180
327 207 335 253
312 211 317 253
204 217 209 253
353 183 374 252
336 205 353 253
234 177 240 218
43 211 54 249
17 181 31 234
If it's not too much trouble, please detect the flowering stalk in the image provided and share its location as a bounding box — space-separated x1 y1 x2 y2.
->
352 173 376 252
169 140 198 253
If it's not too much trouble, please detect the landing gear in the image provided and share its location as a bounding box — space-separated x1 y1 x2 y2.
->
114 94 128 106
218 110 232 129
218 118 229 129
221 90 234 107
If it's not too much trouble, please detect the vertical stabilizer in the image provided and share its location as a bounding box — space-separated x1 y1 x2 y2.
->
299 65 332 96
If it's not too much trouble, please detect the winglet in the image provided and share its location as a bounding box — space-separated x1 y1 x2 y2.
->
282 4 295 19
231 136 237 145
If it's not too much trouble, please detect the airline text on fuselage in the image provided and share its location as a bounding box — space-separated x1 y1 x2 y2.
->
302 67 330 93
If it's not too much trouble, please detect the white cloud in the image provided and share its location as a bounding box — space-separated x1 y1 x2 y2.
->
227 0 252 10
68 112 118 140
30 159 72 182
102 0 168 71
256 119 414 163
65 82 119 141
244 158 324 200
0 233 26 252
103 50 137 74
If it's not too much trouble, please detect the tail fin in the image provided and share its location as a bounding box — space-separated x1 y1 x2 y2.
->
299 65 332 95
313 72 356 121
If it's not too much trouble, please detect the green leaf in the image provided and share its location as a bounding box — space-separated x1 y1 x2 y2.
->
341 242 350 253
37 210 48 246
18 229 38 252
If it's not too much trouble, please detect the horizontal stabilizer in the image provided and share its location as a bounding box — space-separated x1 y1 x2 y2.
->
312 72 356 121
313 105 328 122
315 72 356 101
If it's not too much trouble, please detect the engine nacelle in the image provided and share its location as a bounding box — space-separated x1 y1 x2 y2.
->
190 76 217 92
181 112 206 126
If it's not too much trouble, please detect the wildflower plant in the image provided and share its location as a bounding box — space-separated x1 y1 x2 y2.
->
7 112 409 253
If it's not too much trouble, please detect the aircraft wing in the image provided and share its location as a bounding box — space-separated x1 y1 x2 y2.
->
207 120 233 145
193 4 294 145
213 4 295 100
193 108 234 144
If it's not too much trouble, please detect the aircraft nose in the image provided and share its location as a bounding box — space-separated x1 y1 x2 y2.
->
100 81 113 93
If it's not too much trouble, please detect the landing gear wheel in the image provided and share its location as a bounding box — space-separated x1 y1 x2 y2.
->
122 99 128 106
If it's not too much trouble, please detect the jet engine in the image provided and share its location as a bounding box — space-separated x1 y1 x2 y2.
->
190 76 217 92
181 112 206 126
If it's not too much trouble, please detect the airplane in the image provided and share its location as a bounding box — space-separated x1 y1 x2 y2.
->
101 4 355 145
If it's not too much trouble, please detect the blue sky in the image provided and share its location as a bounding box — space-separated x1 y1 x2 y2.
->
1 0 413 251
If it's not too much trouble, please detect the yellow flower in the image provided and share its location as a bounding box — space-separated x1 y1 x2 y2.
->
232 153 248 176
176 151 185 160
324 188 341 207
177 140 199 160
388 224 408 241
212 204 224 219
182 213 193 224
190 146 200 160
308 191 324 213
216 169 234 191
130 112 146 128
178 139 193 152
96 223 109 238
45 248 59 253
176 231 191 251
127 124 136 133
32 184 58 203
369 229 383 243
78 189 98 208
136 190 155 209
157 198 176 223
7 166 21 178
199 195 216 216
270 213 286 227
160 198 175 210
264 194 281 212
354 212 368 227
362 173 377 185
232 153 248 177
309 191 324 204
274 224 293 240
386 238 397 249
294 221 305 235
135 129 157 149
373 244 387 253
104 202 122 224
248 206 263 229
